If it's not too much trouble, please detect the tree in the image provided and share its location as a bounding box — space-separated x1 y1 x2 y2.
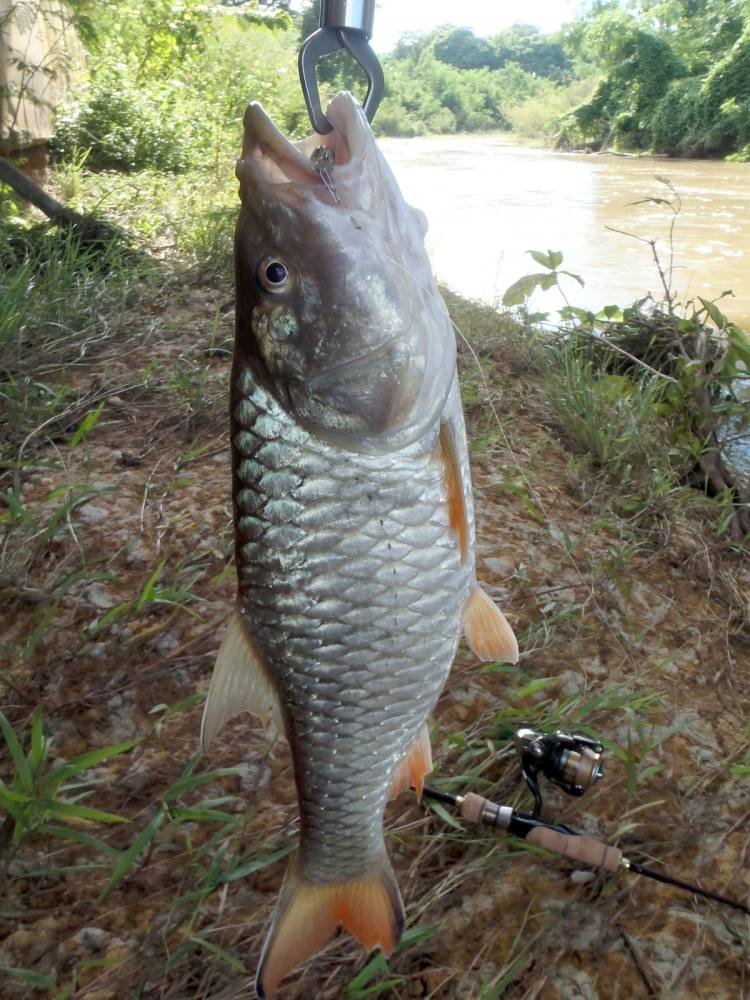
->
432 27 497 70
491 24 571 81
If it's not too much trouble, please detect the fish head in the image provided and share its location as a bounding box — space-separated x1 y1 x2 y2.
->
234 91 456 452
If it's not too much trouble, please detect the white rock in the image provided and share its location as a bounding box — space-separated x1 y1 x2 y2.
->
77 503 109 525
84 582 117 610
482 557 514 575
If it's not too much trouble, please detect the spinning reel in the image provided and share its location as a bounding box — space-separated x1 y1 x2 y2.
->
515 728 604 817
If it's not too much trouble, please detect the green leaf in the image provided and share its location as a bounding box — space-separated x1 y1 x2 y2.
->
69 401 105 448
0 967 56 989
0 788 29 828
189 935 247 973
38 823 121 855
548 249 563 270
162 766 244 801
97 809 165 902
40 800 127 824
223 842 295 883
698 297 728 330
0 712 33 795
425 797 463 830
528 250 555 269
560 269 585 287
502 274 545 307
46 737 140 787
30 708 45 770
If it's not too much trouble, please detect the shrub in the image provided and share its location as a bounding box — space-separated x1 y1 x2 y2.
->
650 78 704 154
53 65 202 172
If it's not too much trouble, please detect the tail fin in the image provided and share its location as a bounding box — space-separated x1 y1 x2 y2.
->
256 855 404 998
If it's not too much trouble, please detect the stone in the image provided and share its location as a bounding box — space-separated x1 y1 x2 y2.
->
84 582 117 610
124 536 150 566
482 556 514 575
76 503 109 526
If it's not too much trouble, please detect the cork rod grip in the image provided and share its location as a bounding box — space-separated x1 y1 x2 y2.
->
526 827 622 872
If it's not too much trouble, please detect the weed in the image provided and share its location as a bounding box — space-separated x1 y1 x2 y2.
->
85 556 205 638
0 225 146 452
0 708 138 857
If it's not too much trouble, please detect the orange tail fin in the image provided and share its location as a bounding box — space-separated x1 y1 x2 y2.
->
256 855 404 998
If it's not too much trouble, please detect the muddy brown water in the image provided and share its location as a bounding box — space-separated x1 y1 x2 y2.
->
380 136 750 329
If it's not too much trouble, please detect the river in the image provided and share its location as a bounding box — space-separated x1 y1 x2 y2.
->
379 136 750 329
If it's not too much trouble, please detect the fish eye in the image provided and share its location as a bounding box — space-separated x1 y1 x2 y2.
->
258 256 293 293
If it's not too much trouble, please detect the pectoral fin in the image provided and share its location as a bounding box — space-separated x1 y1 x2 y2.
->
200 606 284 750
389 724 433 801
439 421 469 564
463 585 519 663
256 855 404 998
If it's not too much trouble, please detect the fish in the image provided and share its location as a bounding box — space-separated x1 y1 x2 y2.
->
200 91 519 997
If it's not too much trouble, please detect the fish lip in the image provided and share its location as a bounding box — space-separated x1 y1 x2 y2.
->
239 92 369 188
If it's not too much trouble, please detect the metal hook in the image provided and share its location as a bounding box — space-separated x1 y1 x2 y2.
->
298 0 384 134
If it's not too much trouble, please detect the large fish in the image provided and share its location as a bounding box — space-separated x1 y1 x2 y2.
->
201 91 518 997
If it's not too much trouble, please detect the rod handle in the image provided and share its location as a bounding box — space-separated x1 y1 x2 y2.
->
526 827 622 872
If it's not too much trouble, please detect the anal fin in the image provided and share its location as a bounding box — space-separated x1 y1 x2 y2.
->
200 606 284 750
389 724 433 801
256 855 404 998
463 585 519 663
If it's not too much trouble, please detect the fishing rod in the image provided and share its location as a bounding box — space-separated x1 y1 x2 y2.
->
423 727 750 918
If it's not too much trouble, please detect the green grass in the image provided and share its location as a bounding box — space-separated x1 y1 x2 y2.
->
0 223 147 453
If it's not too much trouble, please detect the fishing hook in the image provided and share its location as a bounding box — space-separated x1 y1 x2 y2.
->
298 0 385 134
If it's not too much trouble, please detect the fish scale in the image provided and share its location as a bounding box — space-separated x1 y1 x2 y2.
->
233 377 472 882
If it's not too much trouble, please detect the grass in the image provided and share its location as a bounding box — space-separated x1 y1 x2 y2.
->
0 160 749 1000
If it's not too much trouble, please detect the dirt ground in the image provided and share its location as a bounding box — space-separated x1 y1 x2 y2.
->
1 279 749 1000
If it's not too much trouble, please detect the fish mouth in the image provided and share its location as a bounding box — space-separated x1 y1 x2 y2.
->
238 92 369 191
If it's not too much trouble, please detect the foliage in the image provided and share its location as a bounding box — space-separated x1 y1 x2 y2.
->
504 77 599 143
502 204 750 541
0 708 137 853
560 23 685 150
53 67 202 172
558 2 750 155
0 223 142 450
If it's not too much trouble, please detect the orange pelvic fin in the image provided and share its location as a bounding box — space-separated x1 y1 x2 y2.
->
256 856 404 998
200 606 284 750
439 421 469 564
389 724 433 801
463 585 519 663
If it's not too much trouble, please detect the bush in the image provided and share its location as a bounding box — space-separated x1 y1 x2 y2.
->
54 65 202 172
650 78 704 154
507 77 598 143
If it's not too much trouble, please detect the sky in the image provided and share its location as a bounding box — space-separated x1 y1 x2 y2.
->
367 0 583 52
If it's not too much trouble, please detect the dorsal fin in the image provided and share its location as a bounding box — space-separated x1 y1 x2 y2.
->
200 606 284 750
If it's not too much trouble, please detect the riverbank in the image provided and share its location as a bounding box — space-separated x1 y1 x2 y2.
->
1 166 749 997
